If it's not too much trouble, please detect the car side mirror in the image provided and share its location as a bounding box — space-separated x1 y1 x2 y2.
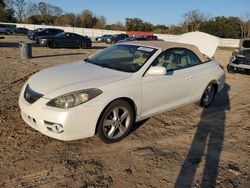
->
146 66 166 76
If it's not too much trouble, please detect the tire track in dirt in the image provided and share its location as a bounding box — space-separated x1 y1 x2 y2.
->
1 70 39 93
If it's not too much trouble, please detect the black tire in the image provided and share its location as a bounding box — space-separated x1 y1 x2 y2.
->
5 30 11 35
97 100 135 143
48 41 56 48
200 83 216 108
227 64 235 74
79 41 87 49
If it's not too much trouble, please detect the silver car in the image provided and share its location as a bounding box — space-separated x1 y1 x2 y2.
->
227 38 250 74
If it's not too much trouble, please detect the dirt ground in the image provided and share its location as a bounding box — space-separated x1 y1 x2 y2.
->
0 35 249 188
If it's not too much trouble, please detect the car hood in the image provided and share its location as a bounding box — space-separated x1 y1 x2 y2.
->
28 61 132 95
177 32 219 58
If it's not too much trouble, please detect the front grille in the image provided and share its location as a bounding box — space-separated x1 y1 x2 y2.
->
233 57 250 65
24 84 43 104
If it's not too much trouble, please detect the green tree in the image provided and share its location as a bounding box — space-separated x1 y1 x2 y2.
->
153 24 169 34
105 22 125 31
0 0 15 22
200 16 241 38
125 18 153 31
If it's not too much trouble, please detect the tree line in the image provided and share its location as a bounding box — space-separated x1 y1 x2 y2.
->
1 0 249 38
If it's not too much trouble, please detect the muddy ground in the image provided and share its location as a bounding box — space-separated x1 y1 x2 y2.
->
0 35 249 188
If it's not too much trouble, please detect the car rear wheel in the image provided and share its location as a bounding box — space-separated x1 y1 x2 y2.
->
227 64 235 74
79 42 87 49
200 83 216 108
97 100 135 143
48 41 56 48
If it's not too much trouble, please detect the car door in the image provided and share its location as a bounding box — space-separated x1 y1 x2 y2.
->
57 33 70 47
141 48 198 118
69 34 79 47
63 33 72 47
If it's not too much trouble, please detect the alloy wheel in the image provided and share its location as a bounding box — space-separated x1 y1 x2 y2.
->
102 106 131 140
203 85 215 106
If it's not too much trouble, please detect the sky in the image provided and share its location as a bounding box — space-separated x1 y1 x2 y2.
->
32 0 250 25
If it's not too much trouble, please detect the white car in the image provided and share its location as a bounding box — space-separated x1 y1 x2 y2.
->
19 32 225 143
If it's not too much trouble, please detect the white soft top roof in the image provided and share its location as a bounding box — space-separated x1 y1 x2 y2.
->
177 31 219 58
127 40 206 62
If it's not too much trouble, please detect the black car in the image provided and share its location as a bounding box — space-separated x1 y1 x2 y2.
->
0 24 14 34
13 27 30 35
106 34 129 44
227 38 250 74
38 32 92 49
30 28 64 42
27 28 44 39
95 34 112 43
117 36 148 43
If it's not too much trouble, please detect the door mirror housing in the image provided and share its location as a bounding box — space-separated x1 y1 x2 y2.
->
146 66 166 76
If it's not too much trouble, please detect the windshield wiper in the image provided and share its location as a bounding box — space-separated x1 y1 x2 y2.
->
98 63 123 71
84 59 127 72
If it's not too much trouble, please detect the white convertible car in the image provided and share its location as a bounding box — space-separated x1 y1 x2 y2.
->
19 32 225 143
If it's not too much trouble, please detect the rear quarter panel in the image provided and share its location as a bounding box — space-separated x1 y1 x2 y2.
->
190 60 225 102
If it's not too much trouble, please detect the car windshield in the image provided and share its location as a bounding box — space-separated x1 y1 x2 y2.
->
86 44 157 73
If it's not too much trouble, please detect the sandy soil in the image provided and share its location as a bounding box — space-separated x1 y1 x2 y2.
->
0 35 249 188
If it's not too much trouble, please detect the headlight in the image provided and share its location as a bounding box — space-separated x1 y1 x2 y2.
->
40 39 47 44
46 88 102 109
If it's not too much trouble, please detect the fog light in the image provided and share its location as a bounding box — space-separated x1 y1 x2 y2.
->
53 124 64 133
44 121 64 133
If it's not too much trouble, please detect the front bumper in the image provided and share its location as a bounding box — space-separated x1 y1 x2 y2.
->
39 40 48 47
228 56 250 73
228 62 250 72
19 86 104 141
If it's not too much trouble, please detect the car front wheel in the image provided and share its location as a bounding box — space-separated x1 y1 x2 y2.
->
48 41 56 48
5 30 11 35
79 42 87 49
97 100 135 143
200 83 216 108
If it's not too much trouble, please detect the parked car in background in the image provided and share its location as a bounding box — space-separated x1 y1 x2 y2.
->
30 28 64 42
0 24 14 35
13 27 30 35
19 32 225 143
117 36 148 43
38 32 92 49
95 34 112 43
106 34 129 44
27 28 44 40
227 38 250 74
145 35 158 40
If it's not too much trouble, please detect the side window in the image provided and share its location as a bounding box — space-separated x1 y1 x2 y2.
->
151 48 202 71
51 30 57 34
151 49 181 71
185 50 202 66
